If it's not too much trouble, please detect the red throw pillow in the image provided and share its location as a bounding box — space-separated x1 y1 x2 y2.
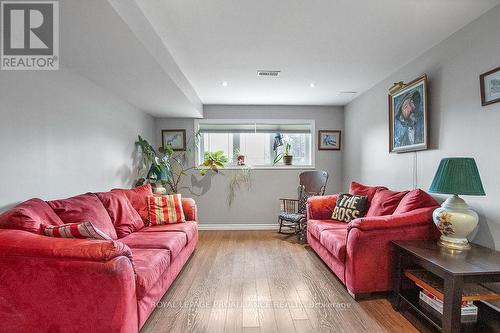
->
95 191 144 238
112 184 152 223
42 222 112 240
147 194 185 225
0 198 63 234
366 189 409 217
393 189 439 214
349 181 388 204
47 193 117 240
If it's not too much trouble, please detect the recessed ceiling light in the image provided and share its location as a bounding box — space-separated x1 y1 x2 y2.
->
221 81 228 87
309 83 316 88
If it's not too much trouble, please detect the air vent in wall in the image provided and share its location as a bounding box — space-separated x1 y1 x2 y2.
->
257 70 281 77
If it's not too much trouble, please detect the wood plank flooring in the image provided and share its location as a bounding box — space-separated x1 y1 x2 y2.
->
141 231 418 333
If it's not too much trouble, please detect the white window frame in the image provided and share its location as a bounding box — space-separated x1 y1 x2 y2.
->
194 119 316 170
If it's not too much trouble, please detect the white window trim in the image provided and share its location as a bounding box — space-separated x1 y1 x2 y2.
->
194 118 316 170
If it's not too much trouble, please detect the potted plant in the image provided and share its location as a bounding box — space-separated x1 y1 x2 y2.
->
135 135 227 193
234 148 245 166
273 143 293 166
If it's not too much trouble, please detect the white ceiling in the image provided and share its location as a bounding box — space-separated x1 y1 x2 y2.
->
61 0 202 118
136 0 500 106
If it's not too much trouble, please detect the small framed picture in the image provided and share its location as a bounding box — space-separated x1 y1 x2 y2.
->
389 74 428 153
162 129 186 151
480 66 500 106
318 130 341 150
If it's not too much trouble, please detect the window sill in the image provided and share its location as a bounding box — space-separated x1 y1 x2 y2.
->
197 165 316 171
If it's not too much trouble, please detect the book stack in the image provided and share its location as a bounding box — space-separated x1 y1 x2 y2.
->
419 290 478 323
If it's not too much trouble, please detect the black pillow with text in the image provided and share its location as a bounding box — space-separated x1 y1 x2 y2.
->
332 193 368 223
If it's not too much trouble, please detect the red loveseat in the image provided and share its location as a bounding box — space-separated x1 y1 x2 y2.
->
306 182 440 299
0 184 198 333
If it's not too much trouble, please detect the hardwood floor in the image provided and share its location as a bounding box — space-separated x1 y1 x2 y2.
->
141 231 418 333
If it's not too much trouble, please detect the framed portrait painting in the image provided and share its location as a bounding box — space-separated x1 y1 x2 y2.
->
480 66 500 106
162 129 186 151
318 130 341 150
389 74 428 153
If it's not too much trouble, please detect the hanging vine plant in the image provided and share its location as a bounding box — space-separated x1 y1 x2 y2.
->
228 167 253 206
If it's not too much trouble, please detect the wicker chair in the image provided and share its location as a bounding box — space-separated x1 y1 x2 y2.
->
278 170 328 240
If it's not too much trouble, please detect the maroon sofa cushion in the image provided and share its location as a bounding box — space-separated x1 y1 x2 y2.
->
307 219 347 241
95 191 144 238
349 181 387 205
112 184 153 224
320 228 348 262
394 189 439 214
0 198 63 234
48 193 118 240
140 221 198 243
366 189 408 217
119 231 187 259
131 248 171 300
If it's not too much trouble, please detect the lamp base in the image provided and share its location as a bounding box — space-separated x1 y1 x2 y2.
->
438 235 471 250
432 195 478 251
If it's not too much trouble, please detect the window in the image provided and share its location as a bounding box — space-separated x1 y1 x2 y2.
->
195 119 314 168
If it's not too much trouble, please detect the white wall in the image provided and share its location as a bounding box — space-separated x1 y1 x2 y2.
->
343 6 500 249
0 69 154 211
155 105 344 226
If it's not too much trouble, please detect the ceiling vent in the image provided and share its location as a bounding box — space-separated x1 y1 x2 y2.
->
257 70 281 77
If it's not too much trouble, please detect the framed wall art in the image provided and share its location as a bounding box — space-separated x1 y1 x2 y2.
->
162 129 186 151
480 66 500 106
388 74 428 153
318 130 341 150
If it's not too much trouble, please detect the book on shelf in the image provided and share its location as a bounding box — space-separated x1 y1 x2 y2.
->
419 291 478 323
421 289 475 309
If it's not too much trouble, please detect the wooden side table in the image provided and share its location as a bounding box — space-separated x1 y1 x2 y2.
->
392 240 500 333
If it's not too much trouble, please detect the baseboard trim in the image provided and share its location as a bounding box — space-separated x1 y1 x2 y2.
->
198 223 279 230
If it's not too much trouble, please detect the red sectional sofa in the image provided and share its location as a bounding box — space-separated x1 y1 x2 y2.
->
306 182 440 299
0 185 198 333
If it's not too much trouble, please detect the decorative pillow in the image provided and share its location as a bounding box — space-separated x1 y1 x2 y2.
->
42 221 112 240
332 193 368 223
366 189 409 217
47 193 117 239
349 181 388 205
147 194 186 225
112 184 153 223
95 191 144 238
393 189 439 214
0 198 63 234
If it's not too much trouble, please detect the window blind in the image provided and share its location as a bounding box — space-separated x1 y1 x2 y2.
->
198 122 312 134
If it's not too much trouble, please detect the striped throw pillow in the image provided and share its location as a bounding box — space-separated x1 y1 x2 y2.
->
147 194 186 225
42 221 112 240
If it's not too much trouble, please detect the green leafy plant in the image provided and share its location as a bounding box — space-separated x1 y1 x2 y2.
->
135 135 171 185
135 134 228 193
273 143 292 165
199 151 228 175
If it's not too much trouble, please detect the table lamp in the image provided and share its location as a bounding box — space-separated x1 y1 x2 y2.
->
429 158 485 250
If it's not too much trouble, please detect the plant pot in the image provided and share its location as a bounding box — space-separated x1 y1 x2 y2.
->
151 182 167 195
283 155 293 165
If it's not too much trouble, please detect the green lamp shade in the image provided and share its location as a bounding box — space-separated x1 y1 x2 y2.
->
429 158 485 196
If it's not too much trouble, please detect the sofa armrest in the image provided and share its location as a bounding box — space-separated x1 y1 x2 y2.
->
0 248 138 332
182 198 197 221
347 207 438 232
306 195 337 220
344 207 440 295
0 229 132 261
